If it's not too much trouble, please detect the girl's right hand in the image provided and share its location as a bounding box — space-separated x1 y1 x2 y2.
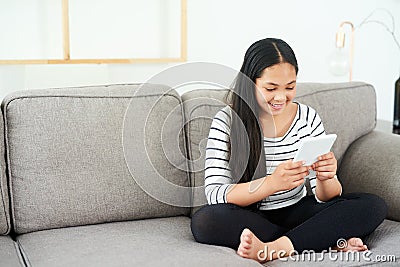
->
269 160 310 192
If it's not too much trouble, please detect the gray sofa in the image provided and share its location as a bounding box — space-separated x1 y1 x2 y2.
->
0 82 399 266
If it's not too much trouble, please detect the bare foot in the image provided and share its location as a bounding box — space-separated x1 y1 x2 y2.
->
237 229 294 262
237 228 268 262
335 237 368 252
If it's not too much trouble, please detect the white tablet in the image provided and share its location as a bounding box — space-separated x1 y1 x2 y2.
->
293 134 337 166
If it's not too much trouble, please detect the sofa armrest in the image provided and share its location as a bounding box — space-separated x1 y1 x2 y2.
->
338 131 400 222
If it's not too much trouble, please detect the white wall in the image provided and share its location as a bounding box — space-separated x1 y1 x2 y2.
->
1 0 400 121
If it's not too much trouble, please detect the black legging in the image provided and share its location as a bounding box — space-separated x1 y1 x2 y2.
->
191 193 387 252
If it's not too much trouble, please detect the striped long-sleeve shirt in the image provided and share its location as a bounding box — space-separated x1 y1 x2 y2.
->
204 102 331 210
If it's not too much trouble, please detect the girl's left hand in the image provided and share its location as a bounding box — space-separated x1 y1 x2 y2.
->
311 152 337 181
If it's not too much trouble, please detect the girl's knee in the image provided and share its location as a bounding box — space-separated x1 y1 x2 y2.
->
191 207 209 242
191 206 212 238
359 192 386 207
190 203 237 242
350 192 388 219
365 193 387 218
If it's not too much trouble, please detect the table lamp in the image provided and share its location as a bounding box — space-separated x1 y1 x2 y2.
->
329 9 400 134
329 21 354 81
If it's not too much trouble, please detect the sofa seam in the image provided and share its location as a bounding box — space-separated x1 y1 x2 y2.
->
0 171 10 235
183 84 374 119
183 105 195 212
0 82 152 99
0 169 10 235
3 92 181 104
1 100 16 234
0 109 10 235
180 103 193 212
0 190 10 235
7 83 144 92
14 239 30 267
294 83 374 98
181 82 372 99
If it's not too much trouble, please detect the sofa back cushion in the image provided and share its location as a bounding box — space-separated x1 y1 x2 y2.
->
2 84 190 234
182 82 376 211
0 110 11 235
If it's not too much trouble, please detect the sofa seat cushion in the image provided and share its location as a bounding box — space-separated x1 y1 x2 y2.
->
363 219 400 261
0 236 23 266
15 217 400 266
16 216 261 267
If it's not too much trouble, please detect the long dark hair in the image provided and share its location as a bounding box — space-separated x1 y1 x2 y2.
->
227 38 299 190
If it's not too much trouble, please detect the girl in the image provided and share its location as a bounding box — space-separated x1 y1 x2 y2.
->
190 38 387 262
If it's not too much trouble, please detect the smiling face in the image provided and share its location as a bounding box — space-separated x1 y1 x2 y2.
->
255 62 297 118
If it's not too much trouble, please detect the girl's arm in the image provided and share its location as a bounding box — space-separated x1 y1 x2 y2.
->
226 176 275 207
227 160 308 207
312 152 342 201
315 176 342 202
308 110 342 201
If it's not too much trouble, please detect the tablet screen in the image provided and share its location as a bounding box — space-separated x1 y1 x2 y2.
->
293 134 337 166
